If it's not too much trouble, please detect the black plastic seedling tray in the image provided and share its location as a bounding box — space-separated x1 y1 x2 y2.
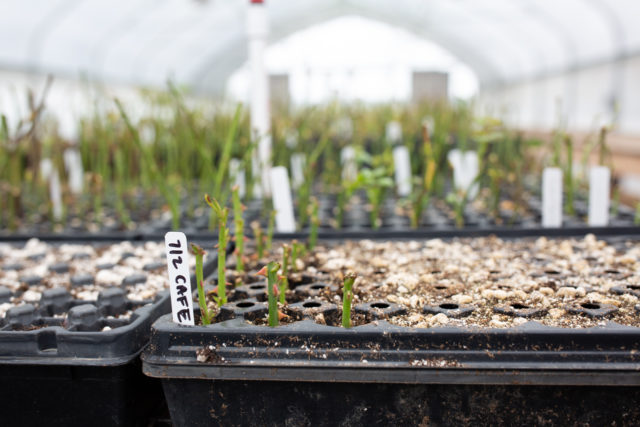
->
0 237 221 427
144 313 640 426
143 232 640 426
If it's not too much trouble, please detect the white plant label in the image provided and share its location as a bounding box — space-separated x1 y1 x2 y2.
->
340 146 357 181
41 159 63 221
40 158 52 179
392 146 412 197
269 166 296 233
258 134 272 196
448 149 478 199
588 166 610 226
542 167 563 228
334 117 353 141
386 121 402 144
49 169 63 221
63 148 84 194
229 158 246 198
422 116 435 138
290 153 305 190
285 129 298 149
164 232 195 325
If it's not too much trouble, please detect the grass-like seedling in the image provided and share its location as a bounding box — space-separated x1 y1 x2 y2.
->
232 185 245 273
257 261 281 327
280 244 291 304
291 240 304 272
308 197 319 250
266 210 276 251
360 167 394 230
210 105 242 230
563 135 575 216
297 134 329 227
409 123 438 228
342 273 356 328
204 194 230 306
336 177 362 228
251 220 265 259
190 244 211 325
635 203 640 226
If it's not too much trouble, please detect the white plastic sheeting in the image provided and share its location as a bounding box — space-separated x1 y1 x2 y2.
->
1 0 639 91
1 0 640 132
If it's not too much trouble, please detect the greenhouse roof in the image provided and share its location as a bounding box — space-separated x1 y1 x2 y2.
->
1 0 638 94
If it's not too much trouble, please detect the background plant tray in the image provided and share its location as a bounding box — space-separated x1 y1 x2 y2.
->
0 237 219 364
0 237 223 427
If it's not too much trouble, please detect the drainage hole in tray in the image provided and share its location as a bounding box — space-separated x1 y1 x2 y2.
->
310 284 326 290
439 303 459 310
627 285 640 290
302 301 322 308
371 302 390 309
434 286 447 290
581 303 600 309
249 284 266 290
511 303 529 309
236 301 255 308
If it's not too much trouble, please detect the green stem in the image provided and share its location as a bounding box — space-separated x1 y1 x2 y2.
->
266 210 275 250
191 245 210 325
342 273 356 328
204 194 229 306
280 245 290 304
308 197 319 250
232 186 245 273
266 261 281 327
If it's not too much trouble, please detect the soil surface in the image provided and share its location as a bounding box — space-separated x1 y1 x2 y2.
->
0 238 194 322
225 234 640 328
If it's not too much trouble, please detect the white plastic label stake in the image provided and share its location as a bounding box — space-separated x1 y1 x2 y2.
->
41 159 63 221
285 129 298 149
63 148 84 194
229 158 246 198
392 146 412 197
588 166 610 226
290 153 305 190
49 169 63 221
422 116 435 138
334 117 353 140
340 146 357 181
542 167 563 228
40 158 52 180
269 167 296 232
448 149 478 199
164 232 195 325
386 121 402 144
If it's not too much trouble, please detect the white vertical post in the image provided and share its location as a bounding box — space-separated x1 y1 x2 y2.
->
247 0 271 197
588 166 610 226
269 166 296 232
542 167 563 228
392 146 412 197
